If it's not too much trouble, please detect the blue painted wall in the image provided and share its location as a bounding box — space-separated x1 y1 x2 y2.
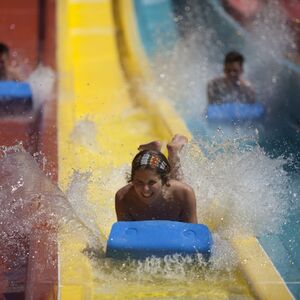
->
134 0 178 57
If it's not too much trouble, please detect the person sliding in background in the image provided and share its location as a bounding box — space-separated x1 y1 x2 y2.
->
115 134 198 223
207 51 256 104
0 43 22 81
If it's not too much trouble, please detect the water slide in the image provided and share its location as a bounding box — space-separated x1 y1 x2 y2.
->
0 0 297 299
166 2 300 299
55 0 295 299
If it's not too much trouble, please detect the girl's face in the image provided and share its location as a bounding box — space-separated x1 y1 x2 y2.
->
132 169 163 204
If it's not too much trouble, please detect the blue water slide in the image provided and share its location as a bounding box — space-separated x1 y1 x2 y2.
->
134 0 300 298
134 0 178 57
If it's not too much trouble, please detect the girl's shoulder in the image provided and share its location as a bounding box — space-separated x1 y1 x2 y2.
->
167 180 193 194
116 184 133 199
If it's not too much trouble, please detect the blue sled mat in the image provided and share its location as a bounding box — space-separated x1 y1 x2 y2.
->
106 221 213 260
0 81 32 114
0 81 32 99
207 102 265 122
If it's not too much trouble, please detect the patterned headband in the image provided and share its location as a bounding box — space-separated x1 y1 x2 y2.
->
134 152 169 173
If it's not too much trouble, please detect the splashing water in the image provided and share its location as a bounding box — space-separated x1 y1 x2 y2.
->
180 141 289 238
27 64 56 110
93 239 236 282
151 32 218 118
0 146 103 291
142 1 291 240
86 231 245 299
150 1 294 119
244 1 295 106
70 119 100 152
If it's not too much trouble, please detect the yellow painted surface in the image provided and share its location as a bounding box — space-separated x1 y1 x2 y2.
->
232 237 294 300
57 0 172 297
57 0 292 299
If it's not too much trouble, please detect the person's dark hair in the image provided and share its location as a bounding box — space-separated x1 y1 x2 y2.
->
129 150 171 185
0 43 9 55
224 51 244 66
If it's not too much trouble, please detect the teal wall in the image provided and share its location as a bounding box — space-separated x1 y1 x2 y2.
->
134 0 178 57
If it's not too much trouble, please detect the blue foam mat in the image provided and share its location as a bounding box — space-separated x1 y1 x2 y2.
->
207 102 265 122
0 81 32 99
106 221 213 260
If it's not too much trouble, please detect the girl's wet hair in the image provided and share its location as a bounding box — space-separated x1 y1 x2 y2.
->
129 150 171 184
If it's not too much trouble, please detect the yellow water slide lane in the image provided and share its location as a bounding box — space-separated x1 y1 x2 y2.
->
57 0 179 298
57 0 293 299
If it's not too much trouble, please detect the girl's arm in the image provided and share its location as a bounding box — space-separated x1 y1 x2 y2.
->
180 185 198 224
115 189 133 221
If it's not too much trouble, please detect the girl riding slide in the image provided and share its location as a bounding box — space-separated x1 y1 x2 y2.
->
115 134 198 223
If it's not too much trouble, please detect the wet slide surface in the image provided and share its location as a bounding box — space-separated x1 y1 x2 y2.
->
0 0 295 299
56 0 255 299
